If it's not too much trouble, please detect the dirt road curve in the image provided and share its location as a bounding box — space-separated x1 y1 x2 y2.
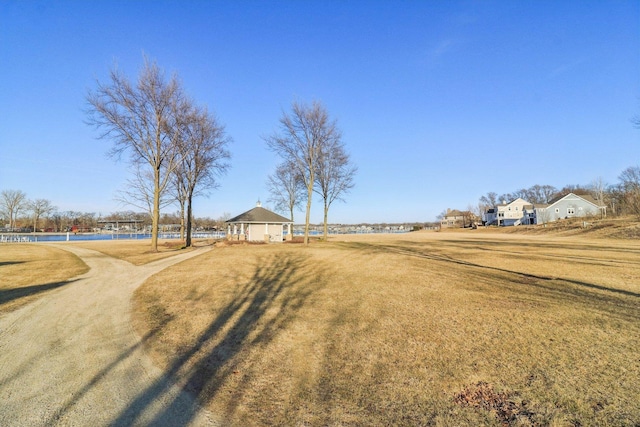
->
0 245 219 426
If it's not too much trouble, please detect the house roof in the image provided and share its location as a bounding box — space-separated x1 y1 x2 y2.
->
446 209 466 217
547 192 603 208
226 205 292 224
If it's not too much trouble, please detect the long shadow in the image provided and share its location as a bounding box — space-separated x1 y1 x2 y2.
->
0 261 26 267
109 251 326 426
336 241 640 324
43 315 173 426
0 279 79 306
445 239 640 267
341 241 640 298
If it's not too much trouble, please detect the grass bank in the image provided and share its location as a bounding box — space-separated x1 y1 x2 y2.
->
0 244 88 314
133 232 640 426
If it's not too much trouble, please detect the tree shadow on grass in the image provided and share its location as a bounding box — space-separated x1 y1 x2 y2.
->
0 279 80 307
337 241 640 322
0 261 26 267
44 315 174 426
109 250 327 426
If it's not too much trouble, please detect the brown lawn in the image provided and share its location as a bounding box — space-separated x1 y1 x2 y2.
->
133 231 640 426
0 244 88 313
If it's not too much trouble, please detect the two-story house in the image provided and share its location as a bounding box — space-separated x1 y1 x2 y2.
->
485 198 531 226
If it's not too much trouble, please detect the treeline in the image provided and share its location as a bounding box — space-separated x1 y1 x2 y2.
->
476 165 640 217
0 189 230 233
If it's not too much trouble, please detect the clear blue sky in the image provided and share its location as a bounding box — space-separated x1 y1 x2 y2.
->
1 1 639 223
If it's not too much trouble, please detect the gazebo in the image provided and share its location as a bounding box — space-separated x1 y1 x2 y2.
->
226 202 293 243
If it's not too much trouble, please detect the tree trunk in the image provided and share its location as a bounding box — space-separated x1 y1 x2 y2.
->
304 183 313 245
151 167 161 252
186 193 193 247
179 202 185 241
323 200 329 240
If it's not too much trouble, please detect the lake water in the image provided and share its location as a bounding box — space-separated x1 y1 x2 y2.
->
0 232 226 243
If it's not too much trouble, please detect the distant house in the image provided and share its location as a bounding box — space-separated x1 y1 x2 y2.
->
485 197 531 226
441 209 476 228
226 202 293 243
533 193 606 225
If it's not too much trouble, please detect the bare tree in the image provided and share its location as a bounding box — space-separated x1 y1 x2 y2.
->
314 137 356 238
264 101 339 245
589 177 608 208
478 192 498 215
0 189 27 230
525 184 558 204
116 165 173 218
536 206 551 226
86 57 185 251
619 166 640 217
26 198 56 232
173 102 231 247
267 161 305 221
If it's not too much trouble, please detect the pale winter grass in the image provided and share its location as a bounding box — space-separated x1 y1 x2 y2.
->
133 231 640 426
0 244 88 313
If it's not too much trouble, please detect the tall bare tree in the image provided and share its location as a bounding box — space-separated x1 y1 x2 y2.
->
589 177 608 208
619 166 640 217
86 57 184 251
0 189 27 230
173 102 231 247
314 137 356 239
265 101 340 245
26 198 56 232
267 161 305 221
525 184 558 204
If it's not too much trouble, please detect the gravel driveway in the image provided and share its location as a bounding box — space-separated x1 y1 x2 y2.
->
0 245 218 426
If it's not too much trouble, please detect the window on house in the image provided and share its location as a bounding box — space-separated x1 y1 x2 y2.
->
567 208 575 215
555 208 560 213
515 206 518 211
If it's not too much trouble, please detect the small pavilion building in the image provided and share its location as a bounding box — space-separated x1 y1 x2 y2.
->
226 202 293 243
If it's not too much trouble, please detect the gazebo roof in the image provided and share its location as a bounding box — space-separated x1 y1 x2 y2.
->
226 203 292 224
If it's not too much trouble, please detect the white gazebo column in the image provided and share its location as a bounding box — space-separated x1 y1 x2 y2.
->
227 224 231 240
264 222 270 243
239 223 245 241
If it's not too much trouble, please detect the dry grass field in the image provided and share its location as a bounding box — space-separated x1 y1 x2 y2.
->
133 231 640 426
0 244 88 313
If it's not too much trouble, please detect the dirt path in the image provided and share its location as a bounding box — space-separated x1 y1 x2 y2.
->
0 245 219 426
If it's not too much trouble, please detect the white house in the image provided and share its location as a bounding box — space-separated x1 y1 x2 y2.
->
485 197 531 226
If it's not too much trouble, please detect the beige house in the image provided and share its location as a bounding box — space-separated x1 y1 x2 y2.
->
226 202 293 243
440 209 476 228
